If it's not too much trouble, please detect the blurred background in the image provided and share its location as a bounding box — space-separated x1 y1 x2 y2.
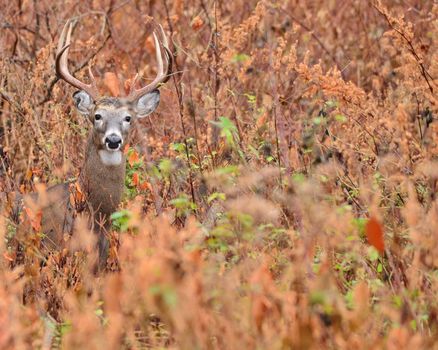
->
0 0 438 348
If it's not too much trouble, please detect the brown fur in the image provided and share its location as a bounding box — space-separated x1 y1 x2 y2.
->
18 82 161 270
22 183 72 250
20 101 137 270
81 134 127 217
20 132 127 267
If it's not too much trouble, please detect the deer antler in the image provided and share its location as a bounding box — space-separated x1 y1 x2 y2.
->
126 24 173 102
56 20 99 100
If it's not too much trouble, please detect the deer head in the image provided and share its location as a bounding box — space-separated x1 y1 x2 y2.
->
56 20 172 166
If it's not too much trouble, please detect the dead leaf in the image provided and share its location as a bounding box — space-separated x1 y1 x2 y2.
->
124 76 137 95
128 150 140 167
252 295 271 333
139 181 151 191
191 16 204 31
3 251 15 262
24 169 33 181
256 112 268 129
250 261 275 333
24 206 42 232
365 217 385 254
104 72 121 97
69 182 86 207
132 172 140 187
353 281 369 313
123 144 130 154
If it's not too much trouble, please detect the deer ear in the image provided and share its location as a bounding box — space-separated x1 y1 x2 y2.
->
73 90 94 115
135 90 160 118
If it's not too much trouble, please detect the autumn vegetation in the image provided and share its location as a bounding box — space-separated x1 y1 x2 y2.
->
1 0 438 348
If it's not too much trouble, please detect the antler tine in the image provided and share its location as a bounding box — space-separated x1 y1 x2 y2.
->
127 26 172 102
158 24 169 49
56 19 70 55
56 20 99 99
158 24 173 84
153 31 165 81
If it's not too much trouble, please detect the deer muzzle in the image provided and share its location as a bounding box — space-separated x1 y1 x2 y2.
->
105 133 122 151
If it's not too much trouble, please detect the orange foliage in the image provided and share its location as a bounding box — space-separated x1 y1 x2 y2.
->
365 217 385 254
1 0 438 348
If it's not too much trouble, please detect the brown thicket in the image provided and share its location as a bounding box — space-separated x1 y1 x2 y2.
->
1 0 438 349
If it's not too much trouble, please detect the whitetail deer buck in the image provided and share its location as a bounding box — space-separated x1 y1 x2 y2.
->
20 19 172 269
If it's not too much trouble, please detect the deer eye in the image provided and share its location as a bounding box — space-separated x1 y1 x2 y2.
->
94 114 102 121
124 116 131 123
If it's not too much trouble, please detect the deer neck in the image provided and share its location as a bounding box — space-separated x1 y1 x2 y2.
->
79 135 126 218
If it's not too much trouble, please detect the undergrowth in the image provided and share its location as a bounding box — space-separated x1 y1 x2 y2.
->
1 0 438 348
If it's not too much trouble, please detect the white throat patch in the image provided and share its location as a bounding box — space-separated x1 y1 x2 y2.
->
98 150 123 166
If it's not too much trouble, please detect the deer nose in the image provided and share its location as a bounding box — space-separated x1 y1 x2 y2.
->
105 134 122 150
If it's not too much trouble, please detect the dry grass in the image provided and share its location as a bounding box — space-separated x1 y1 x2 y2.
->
1 0 438 348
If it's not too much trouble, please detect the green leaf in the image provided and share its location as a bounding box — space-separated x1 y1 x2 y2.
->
310 291 326 306
231 53 250 63
210 117 239 147
170 194 197 217
325 100 339 108
207 192 226 203
352 217 367 237
368 247 379 262
392 295 403 309
335 114 347 122
111 209 133 232
171 142 186 154
410 319 417 331
149 284 178 308
292 173 306 183
313 116 324 125
244 93 257 105
158 158 173 178
216 165 239 175
377 263 383 273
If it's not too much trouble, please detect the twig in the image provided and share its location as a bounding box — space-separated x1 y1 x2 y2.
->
37 32 111 106
199 0 212 31
279 8 345 79
211 0 220 145
371 2 435 94
32 0 40 58
413 92 424 142
187 74 203 175
0 89 25 116
163 0 197 207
